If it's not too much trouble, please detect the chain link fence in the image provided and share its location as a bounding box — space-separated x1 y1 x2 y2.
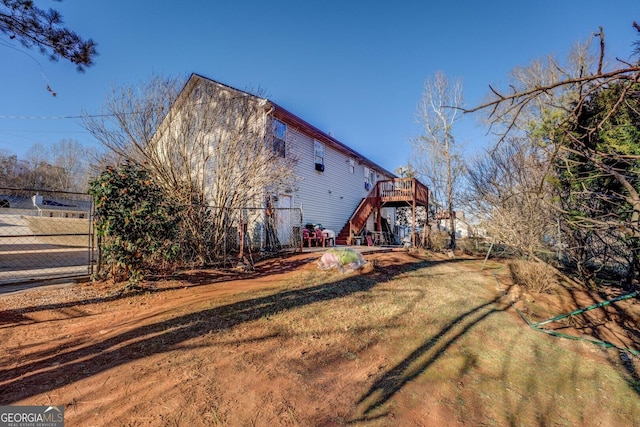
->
90 204 304 277
168 205 304 268
0 188 95 286
0 188 303 286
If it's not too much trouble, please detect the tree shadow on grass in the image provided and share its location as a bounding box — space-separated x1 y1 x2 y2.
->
352 294 509 421
531 282 640 397
0 253 473 327
0 256 442 404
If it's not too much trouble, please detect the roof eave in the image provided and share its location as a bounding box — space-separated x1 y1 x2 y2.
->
268 102 397 178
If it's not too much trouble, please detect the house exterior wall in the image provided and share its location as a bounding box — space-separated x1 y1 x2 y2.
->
0 208 87 218
283 123 393 232
165 74 399 245
41 209 88 218
156 76 270 210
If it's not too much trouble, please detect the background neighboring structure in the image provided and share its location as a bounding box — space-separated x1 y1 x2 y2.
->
0 189 95 286
0 193 90 218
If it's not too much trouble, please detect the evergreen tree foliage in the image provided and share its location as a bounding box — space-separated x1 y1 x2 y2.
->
89 162 180 285
0 0 97 70
556 82 640 286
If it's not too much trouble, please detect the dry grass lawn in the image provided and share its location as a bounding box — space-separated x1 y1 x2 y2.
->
0 250 639 426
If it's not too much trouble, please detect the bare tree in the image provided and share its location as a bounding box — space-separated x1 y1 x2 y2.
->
393 165 429 243
83 74 299 264
0 150 19 187
0 142 96 192
412 72 465 248
466 137 555 258
22 143 60 189
49 139 97 191
465 23 640 285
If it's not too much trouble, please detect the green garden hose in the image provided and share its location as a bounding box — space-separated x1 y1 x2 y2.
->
493 266 639 356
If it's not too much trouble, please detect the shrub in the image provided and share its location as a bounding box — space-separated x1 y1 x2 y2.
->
89 162 180 285
429 230 450 252
456 237 485 256
508 259 558 294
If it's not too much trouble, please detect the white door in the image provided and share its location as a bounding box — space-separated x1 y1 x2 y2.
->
277 195 292 246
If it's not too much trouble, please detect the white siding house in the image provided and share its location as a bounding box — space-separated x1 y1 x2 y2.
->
0 194 90 218
166 74 427 247
272 105 395 233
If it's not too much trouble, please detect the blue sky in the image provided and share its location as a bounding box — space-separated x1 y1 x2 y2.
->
1 0 638 173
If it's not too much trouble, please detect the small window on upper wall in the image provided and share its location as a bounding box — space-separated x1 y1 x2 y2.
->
349 159 355 174
364 166 372 190
272 119 286 157
314 140 325 172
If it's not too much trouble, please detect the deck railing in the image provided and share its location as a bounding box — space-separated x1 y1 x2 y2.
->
346 178 429 242
378 178 429 206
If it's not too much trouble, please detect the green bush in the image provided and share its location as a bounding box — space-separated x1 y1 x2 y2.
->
89 162 180 285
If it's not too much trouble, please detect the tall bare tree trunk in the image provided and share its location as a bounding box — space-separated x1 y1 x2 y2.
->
411 72 464 250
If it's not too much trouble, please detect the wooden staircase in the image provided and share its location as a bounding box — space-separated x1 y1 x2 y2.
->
336 196 376 245
335 178 429 246
335 225 351 246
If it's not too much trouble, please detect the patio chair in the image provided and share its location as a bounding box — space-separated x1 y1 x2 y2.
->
314 228 326 247
302 228 316 247
323 229 335 247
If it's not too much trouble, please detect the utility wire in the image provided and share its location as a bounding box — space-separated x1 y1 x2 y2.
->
0 113 113 119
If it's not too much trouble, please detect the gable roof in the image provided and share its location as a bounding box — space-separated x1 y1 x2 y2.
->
0 195 34 210
188 73 397 178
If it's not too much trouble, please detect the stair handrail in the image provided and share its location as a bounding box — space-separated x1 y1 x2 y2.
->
343 178 429 244
348 183 380 240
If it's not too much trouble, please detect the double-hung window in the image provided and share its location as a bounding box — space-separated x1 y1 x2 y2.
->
314 140 325 172
364 166 372 190
272 119 286 157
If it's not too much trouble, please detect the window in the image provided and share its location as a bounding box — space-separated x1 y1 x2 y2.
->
349 159 355 174
272 119 286 157
314 140 324 172
363 167 375 190
364 166 372 190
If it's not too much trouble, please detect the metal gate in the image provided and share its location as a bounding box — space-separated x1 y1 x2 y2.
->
0 188 94 286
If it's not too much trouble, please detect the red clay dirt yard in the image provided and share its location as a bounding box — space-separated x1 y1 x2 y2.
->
1 250 639 426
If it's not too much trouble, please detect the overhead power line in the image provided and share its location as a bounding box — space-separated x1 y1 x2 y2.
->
0 113 112 120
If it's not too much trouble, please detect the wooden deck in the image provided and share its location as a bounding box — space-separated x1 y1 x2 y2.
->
336 178 429 245
377 178 429 207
